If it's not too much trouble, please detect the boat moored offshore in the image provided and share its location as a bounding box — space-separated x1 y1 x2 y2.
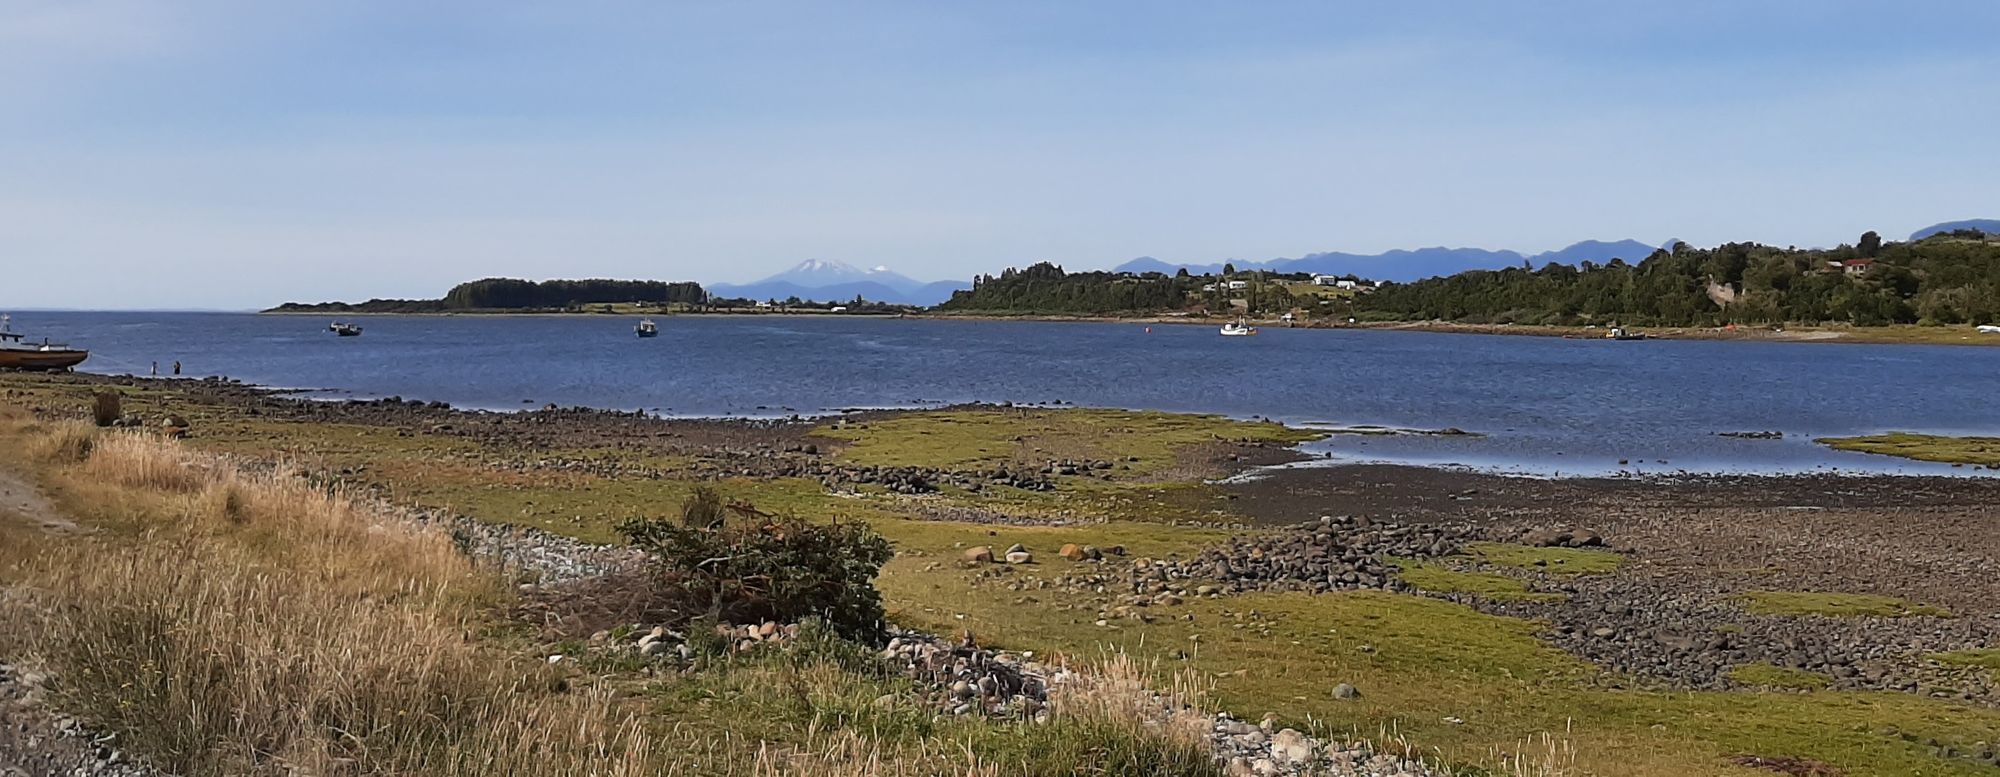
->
329 322 363 336
1219 321 1259 337
0 315 89 371
635 318 659 338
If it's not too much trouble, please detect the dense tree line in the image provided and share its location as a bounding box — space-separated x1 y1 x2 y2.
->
440 278 707 309
1355 232 2000 326
270 278 709 313
267 298 446 313
938 262 1207 314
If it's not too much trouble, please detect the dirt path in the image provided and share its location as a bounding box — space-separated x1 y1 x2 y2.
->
0 468 74 534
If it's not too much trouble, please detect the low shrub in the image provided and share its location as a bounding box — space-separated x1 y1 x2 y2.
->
619 488 896 644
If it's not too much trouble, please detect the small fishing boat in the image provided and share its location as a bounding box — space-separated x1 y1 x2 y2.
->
329 322 363 337
1219 322 1259 337
635 318 659 338
0 315 88 371
1606 326 1647 341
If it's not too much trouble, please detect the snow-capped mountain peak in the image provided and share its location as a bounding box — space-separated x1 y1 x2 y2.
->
704 258 971 305
766 259 924 291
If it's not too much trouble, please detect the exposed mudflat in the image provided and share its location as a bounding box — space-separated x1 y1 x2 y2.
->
1224 463 2000 618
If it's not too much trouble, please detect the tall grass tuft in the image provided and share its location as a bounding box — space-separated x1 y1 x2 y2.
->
23 419 97 463
80 431 208 492
8 428 676 775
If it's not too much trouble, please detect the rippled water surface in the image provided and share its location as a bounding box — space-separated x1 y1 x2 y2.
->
14 311 2000 476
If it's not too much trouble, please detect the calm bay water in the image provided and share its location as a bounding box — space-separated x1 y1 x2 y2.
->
11 311 1999 477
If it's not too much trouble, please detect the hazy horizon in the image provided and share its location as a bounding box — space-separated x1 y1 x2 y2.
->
5 1 1997 310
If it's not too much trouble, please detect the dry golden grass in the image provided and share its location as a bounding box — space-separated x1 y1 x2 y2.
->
21 418 98 463
79 430 212 493
1049 652 1213 753
4 429 673 776
0 420 1235 777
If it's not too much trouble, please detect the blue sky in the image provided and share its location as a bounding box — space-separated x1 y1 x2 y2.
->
3 1 1997 309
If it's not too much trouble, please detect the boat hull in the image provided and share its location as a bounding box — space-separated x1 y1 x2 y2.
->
0 349 88 370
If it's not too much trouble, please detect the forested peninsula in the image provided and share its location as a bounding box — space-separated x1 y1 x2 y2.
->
268 277 708 313
941 230 2000 327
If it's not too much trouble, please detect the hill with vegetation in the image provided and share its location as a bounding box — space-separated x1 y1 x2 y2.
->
940 233 2000 328
1910 219 2000 241
1355 231 2000 327
937 263 1207 315
268 277 708 313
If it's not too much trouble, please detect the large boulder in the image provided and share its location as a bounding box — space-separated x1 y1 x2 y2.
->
962 546 995 564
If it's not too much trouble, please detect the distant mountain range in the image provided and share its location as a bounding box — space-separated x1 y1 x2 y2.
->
1910 219 2000 240
715 243 1667 305
1113 239 1666 282
708 259 970 306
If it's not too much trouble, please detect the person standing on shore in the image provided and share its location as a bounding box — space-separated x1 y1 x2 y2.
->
150 362 157 376
172 361 181 376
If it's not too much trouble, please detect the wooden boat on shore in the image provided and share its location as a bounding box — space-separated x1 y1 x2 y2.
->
0 315 88 371
329 322 363 337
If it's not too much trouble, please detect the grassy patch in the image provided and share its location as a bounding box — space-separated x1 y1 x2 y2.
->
1464 542 1624 575
651 651 1218 777
1817 433 2000 468
882 570 2000 777
1386 559 1564 602
813 407 1315 476
1728 663 1833 690
1740 591 1952 618
1929 648 2000 670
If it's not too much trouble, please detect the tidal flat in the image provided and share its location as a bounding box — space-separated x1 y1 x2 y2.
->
5 371 2000 775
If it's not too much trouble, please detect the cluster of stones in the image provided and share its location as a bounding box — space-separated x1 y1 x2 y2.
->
873 632 1444 775
961 542 1122 566
599 621 804 661
452 447 1063 496
436 512 645 584
0 663 153 777
1211 715 1445 777
878 628 1061 718
908 503 1104 527
1135 516 1484 595
732 449 1063 494
1473 574 2000 703
1512 526 1607 549
1037 457 1131 477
